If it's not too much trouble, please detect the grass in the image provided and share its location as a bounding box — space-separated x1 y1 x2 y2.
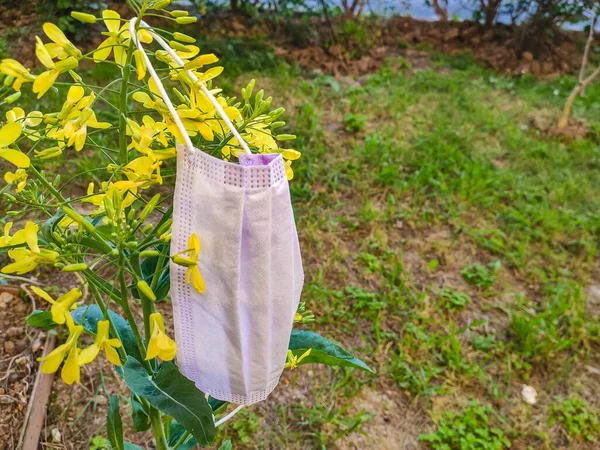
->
5 37 600 448
216 51 600 448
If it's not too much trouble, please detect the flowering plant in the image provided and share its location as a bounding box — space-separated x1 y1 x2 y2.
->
0 1 371 448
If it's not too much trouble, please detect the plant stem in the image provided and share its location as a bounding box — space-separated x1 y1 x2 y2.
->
118 41 136 164
149 408 169 450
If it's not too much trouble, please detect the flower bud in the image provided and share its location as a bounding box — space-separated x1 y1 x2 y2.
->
62 263 88 272
71 11 97 24
242 79 255 101
156 218 172 236
172 255 196 267
170 10 189 17
269 107 285 118
170 40 191 52
175 16 197 24
271 121 285 128
137 280 156 302
3 75 14 87
69 70 83 83
63 207 95 234
142 224 153 233
276 134 296 141
173 32 196 43
141 250 160 257
153 0 171 10
5 91 21 104
140 194 161 221
172 87 187 104
125 241 138 250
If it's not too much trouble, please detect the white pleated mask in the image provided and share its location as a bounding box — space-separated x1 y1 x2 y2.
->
171 146 304 404
130 20 304 405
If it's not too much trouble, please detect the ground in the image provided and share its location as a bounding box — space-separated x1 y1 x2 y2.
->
1 12 600 450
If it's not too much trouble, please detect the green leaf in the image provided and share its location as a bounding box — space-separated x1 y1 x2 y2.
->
124 442 144 450
107 396 124 450
168 420 197 450
25 310 57 330
131 394 151 432
219 440 233 450
83 269 121 301
288 330 374 373
71 305 142 362
122 357 215 446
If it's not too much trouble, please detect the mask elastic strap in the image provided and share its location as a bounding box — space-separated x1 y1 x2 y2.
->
128 18 252 155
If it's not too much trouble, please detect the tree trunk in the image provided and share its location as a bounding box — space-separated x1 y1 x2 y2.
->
432 0 448 22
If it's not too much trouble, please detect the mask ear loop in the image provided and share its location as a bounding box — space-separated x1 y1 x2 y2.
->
129 17 247 423
129 18 252 155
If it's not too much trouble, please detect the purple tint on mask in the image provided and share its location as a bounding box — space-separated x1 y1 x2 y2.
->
239 153 280 167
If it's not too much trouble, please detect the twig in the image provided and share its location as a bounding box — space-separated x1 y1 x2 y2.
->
579 11 596 98
558 11 599 129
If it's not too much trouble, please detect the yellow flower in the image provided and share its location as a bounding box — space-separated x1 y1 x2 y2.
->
93 10 130 65
33 36 79 98
145 313 177 361
121 155 163 188
0 59 35 91
6 108 43 142
79 320 122 366
0 122 29 169
133 49 147 80
1 221 59 275
284 349 312 370
83 181 139 216
126 116 172 157
42 23 81 60
30 286 81 325
172 233 205 294
0 223 13 247
61 108 111 151
4 169 27 192
38 314 84 385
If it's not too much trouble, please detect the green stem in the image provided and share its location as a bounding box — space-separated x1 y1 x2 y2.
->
88 283 128 362
118 252 151 371
118 40 136 164
149 408 169 450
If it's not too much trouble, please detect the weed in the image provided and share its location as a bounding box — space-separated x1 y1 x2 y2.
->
437 287 471 312
548 397 600 442
420 401 511 449
461 261 501 290
343 113 367 133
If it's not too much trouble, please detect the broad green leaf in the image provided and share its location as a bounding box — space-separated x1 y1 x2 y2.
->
71 305 142 362
122 357 215 446
107 396 124 450
25 310 57 330
288 330 374 373
131 394 151 432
